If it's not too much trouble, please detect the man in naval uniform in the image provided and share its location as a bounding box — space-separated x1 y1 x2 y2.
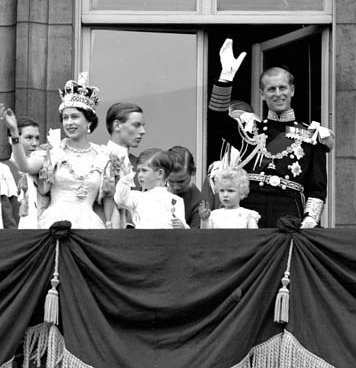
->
208 39 332 228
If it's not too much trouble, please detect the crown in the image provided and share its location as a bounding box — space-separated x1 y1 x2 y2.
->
58 72 99 114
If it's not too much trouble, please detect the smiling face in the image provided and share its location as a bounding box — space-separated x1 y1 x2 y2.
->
137 163 164 190
62 108 89 140
260 70 295 114
115 112 146 148
217 178 240 209
19 125 40 156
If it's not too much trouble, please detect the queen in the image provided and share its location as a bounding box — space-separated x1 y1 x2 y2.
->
2 73 112 229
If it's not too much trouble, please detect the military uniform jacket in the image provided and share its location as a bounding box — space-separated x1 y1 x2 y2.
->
209 81 327 204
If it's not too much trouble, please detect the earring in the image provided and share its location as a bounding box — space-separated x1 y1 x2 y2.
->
87 125 91 133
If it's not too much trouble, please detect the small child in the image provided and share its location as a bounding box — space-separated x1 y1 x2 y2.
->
199 167 260 229
114 148 189 229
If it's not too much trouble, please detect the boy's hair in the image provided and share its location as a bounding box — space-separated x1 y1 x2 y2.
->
168 146 196 176
215 167 250 200
106 102 143 135
17 116 39 135
138 148 175 179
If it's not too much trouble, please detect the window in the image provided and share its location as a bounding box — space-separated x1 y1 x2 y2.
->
83 29 205 185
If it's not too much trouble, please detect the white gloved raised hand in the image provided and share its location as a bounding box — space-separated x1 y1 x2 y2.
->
219 38 247 82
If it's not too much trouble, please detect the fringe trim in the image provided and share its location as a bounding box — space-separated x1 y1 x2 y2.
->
62 348 94 368
230 330 335 368
18 326 335 368
280 330 335 368
230 333 283 368
23 323 49 368
0 356 14 368
22 323 94 368
47 324 64 368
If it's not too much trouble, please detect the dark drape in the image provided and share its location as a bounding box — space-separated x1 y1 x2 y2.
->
1 228 356 368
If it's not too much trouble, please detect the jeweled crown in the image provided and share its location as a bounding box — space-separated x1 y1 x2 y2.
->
58 72 99 114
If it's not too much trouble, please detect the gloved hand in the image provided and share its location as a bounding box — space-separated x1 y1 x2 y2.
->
219 38 247 82
300 216 318 229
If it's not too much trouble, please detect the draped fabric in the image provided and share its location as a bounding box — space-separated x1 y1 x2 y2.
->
0 227 356 368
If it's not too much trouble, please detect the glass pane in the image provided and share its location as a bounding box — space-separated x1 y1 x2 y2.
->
218 0 324 11
89 30 197 158
91 0 196 11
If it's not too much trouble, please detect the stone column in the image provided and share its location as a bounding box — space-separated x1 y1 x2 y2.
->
0 0 17 159
15 0 74 141
335 0 356 226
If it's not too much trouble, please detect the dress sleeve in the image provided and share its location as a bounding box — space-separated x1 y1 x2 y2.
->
247 210 261 229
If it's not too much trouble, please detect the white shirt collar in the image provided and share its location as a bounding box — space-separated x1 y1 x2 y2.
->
107 140 129 158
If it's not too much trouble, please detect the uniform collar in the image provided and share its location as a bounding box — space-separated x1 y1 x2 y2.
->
267 109 295 122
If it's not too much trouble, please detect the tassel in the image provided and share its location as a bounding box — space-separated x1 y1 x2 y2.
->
274 238 294 324
44 240 60 325
274 273 290 324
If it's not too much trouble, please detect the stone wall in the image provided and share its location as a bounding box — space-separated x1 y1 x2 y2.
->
0 0 73 160
335 0 356 226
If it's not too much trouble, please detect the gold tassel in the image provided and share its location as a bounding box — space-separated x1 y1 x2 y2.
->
44 240 60 325
274 238 294 324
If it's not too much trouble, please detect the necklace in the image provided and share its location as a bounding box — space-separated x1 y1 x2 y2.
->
62 161 95 201
66 143 93 156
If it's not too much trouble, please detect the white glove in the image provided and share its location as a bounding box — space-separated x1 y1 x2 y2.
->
219 38 247 82
300 216 318 229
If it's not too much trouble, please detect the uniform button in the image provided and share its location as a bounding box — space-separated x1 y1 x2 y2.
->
290 154 294 159
259 182 264 187
285 175 290 180
294 121 298 125
282 185 287 190
263 126 267 131
263 119 268 123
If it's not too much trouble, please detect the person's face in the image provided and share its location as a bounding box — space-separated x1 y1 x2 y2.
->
116 112 145 148
260 72 295 114
20 126 40 156
218 178 240 209
168 169 191 194
137 163 163 190
62 108 90 140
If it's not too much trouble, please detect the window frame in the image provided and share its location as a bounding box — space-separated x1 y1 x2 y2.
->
81 0 332 24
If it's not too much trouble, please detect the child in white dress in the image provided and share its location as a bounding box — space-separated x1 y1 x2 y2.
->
199 167 260 229
114 148 189 229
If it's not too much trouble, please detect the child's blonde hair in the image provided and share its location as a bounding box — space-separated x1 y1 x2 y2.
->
215 167 250 200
